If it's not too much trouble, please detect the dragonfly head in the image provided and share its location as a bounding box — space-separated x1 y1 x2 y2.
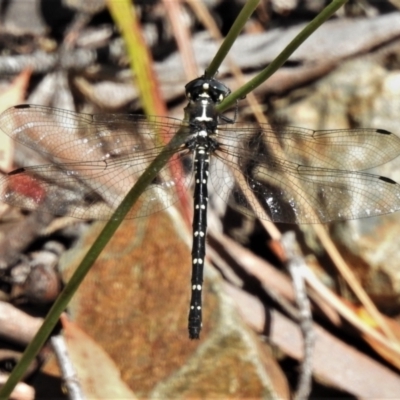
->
185 76 231 104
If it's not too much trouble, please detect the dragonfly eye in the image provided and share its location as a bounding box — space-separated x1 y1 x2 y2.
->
185 76 231 103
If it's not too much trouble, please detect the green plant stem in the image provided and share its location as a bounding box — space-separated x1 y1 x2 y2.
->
0 0 350 396
205 0 260 79
0 130 186 400
217 0 349 112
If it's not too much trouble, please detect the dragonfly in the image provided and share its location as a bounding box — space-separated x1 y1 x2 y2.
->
1 75 400 339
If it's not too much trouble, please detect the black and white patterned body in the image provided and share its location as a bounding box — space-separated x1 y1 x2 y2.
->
3 76 400 340
184 76 231 339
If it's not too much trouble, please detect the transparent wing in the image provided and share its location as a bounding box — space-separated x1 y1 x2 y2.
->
213 125 400 223
218 123 400 171
0 105 184 162
2 105 400 223
0 105 191 219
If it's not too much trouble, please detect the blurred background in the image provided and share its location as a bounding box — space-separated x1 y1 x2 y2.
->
1 0 400 398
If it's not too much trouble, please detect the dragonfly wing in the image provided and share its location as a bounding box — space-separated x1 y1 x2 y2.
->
0 105 192 220
0 150 192 220
219 124 400 171
0 105 182 163
211 152 400 224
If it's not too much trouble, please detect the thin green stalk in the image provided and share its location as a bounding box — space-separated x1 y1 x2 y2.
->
0 130 186 400
205 0 260 79
0 0 349 397
217 0 349 113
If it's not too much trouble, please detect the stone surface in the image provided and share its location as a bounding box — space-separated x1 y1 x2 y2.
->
57 210 289 399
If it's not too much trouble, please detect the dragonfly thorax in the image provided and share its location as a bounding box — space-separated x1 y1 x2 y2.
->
184 76 230 135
